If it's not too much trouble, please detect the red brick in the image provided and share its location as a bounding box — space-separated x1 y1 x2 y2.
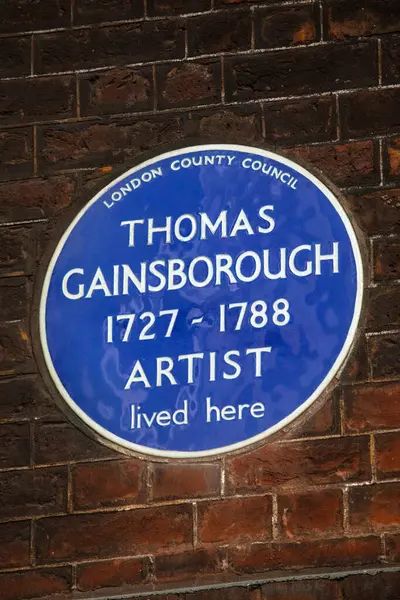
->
151 463 220 501
0 422 30 468
34 422 118 465
77 557 149 592
344 381 400 432
187 12 251 55
386 534 400 560
346 188 400 236
367 286 400 332
80 68 153 117
148 0 211 15
190 107 263 144
0 376 61 421
382 35 400 84
225 42 378 101
197 496 272 544
264 97 336 145
74 0 143 25
255 5 320 48
227 437 370 493
36 504 192 562
385 137 400 178
326 0 400 39
229 536 381 573
38 115 187 173
0 77 76 126
340 335 369 384
375 433 400 480
341 571 400 600
0 521 30 569
0 37 31 78
283 141 379 187
184 589 254 600
35 22 185 74
369 333 400 380
0 128 33 182
0 321 33 376
72 459 146 509
155 548 224 583
0 278 29 321
374 240 400 280
0 568 72 600
0 467 67 519
288 393 340 438
0 0 69 34
157 61 221 109
349 483 400 533
260 579 341 600
278 489 343 540
0 177 75 223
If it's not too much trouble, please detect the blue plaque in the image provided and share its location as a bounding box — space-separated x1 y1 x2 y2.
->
39 144 363 457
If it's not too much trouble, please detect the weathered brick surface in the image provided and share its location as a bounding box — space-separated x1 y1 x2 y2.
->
0 2 399 599
36 504 192 562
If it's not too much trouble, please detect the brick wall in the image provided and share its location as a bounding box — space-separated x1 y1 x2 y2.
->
1 0 400 599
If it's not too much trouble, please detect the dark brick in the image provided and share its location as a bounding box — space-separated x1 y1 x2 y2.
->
148 0 211 16
72 459 146 509
0 227 35 277
343 381 400 433
387 534 400 560
216 0 279 5
341 572 400 600
346 188 400 236
0 422 30 468
0 278 28 321
0 568 72 600
0 37 31 78
187 12 251 55
184 589 251 600
0 376 61 421
349 483 400 533
229 536 381 573
369 333 400 379
0 0 70 34
367 286 400 332
0 77 76 126
35 22 185 74
34 422 118 465
0 321 33 376
152 463 220 501
157 61 221 108
79 68 153 117
374 239 400 280
260 579 341 600
0 521 30 569
340 335 369 384
189 107 263 144
227 437 370 493
282 141 378 187
155 548 224 583
74 0 144 25
225 42 378 101
264 97 336 145
0 128 33 182
77 557 149 592
0 468 67 519
38 114 187 173
278 489 343 539
341 89 400 139
287 393 340 438
255 4 320 48
197 496 272 544
375 432 400 480
382 35 400 84
0 176 75 223
327 0 400 40
36 503 192 562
